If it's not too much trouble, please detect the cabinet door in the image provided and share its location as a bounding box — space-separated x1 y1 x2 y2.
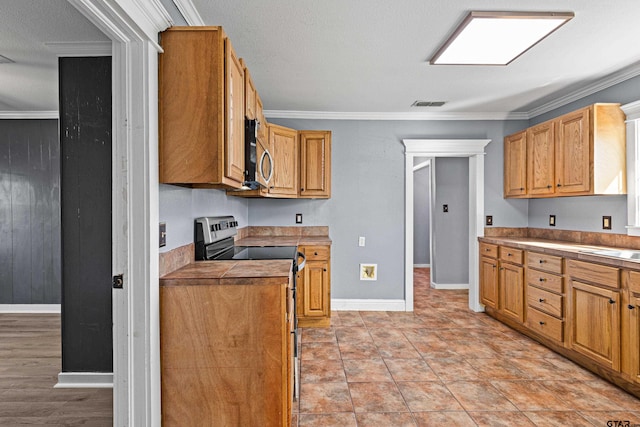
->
503 131 527 197
500 263 524 323
256 93 268 142
224 38 245 185
568 280 620 370
556 107 591 194
301 260 330 319
628 294 640 383
527 121 556 196
243 63 256 120
480 256 499 310
299 131 331 198
268 125 298 197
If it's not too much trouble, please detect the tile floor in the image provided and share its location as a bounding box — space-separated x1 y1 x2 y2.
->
294 268 640 426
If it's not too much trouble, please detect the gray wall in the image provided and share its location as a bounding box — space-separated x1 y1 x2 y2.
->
432 158 469 285
525 74 640 232
413 160 430 265
159 184 249 253
0 119 60 304
249 119 528 300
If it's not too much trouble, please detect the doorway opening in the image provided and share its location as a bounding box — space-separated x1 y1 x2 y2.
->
403 139 491 313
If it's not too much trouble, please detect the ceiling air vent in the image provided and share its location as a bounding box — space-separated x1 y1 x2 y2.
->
0 55 15 64
412 101 446 107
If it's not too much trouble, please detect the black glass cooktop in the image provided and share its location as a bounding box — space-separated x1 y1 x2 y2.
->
211 245 298 261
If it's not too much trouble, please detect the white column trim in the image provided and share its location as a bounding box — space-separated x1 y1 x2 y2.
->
66 1 169 425
403 139 490 313
172 0 205 25
622 100 640 236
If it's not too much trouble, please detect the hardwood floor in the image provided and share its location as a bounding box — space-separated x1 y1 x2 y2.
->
294 268 640 426
0 314 112 425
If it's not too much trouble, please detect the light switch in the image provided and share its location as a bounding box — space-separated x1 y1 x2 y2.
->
359 237 366 247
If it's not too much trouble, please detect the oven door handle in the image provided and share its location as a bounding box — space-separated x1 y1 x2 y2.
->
297 251 306 273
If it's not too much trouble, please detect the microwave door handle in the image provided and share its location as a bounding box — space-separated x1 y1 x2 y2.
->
297 251 306 273
260 149 274 184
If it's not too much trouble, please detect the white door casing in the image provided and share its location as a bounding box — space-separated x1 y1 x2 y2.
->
66 0 171 425
403 139 490 313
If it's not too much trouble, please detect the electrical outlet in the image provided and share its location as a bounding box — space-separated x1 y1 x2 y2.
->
549 215 556 227
159 222 166 247
603 216 612 230
359 236 366 247
295 213 302 224
443 204 448 213
486 215 493 226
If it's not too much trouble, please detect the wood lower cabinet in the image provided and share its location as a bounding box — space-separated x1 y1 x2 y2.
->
500 260 525 323
480 254 499 310
299 131 331 198
526 252 564 343
160 276 293 426
479 244 524 323
623 271 640 384
159 27 245 188
297 245 331 327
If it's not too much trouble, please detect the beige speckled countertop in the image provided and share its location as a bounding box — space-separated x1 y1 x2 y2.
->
479 236 640 271
235 235 331 247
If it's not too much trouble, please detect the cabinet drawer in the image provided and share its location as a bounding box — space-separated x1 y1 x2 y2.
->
527 285 563 318
301 245 329 261
567 259 619 289
526 269 563 294
526 307 564 342
499 247 523 264
480 242 498 258
628 270 640 294
527 252 563 274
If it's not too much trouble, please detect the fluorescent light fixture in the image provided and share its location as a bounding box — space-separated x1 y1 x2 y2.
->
430 11 574 65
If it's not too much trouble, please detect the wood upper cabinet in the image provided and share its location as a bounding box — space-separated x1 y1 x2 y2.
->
242 59 257 120
268 124 299 197
299 131 331 198
503 130 527 198
297 245 331 328
256 93 268 142
527 121 555 196
503 103 626 199
159 26 245 188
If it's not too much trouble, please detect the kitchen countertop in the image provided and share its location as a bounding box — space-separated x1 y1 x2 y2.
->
235 235 332 247
160 259 293 286
479 236 640 271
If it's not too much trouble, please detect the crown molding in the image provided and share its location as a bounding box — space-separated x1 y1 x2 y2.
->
528 61 640 118
263 110 529 121
172 0 205 25
45 41 112 56
0 111 58 119
622 100 640 121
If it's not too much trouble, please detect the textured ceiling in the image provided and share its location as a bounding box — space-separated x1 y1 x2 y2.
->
0 0 108 113
190 0 640 117
2 1 640 117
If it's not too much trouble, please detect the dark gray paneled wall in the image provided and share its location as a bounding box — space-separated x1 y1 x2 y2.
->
413 161 430 265
0 119 60 304
60 57 112 373
526 75 640 232
249 119 528 300
432 158 469 285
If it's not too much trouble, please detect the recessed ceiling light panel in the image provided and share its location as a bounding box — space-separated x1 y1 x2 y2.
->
430 11 574 66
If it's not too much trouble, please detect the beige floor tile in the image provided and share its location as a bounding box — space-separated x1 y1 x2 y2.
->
469 411 537 426
355 412 417 427
491 380 573 411
298 412 357 427
343 358 392 382
383 358 439 382
349 382 408 413
301 359 346 383
523 410 595 427
397 381 463 412
299 382 353 414
445 381 518 411
413 411 477 427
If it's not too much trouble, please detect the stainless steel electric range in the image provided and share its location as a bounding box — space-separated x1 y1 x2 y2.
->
194 216 304 399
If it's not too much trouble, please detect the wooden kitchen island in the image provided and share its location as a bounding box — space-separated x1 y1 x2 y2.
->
160 260 295 427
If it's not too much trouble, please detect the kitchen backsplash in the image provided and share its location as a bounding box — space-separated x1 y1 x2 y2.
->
485 227 640 249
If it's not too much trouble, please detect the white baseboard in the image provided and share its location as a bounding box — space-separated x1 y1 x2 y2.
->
430 282 469 290
413 264 431 268
55 372 113 389
0 304 61 313
331 299 406 311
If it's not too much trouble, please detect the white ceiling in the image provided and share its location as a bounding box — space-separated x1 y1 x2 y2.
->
2 0 640 119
